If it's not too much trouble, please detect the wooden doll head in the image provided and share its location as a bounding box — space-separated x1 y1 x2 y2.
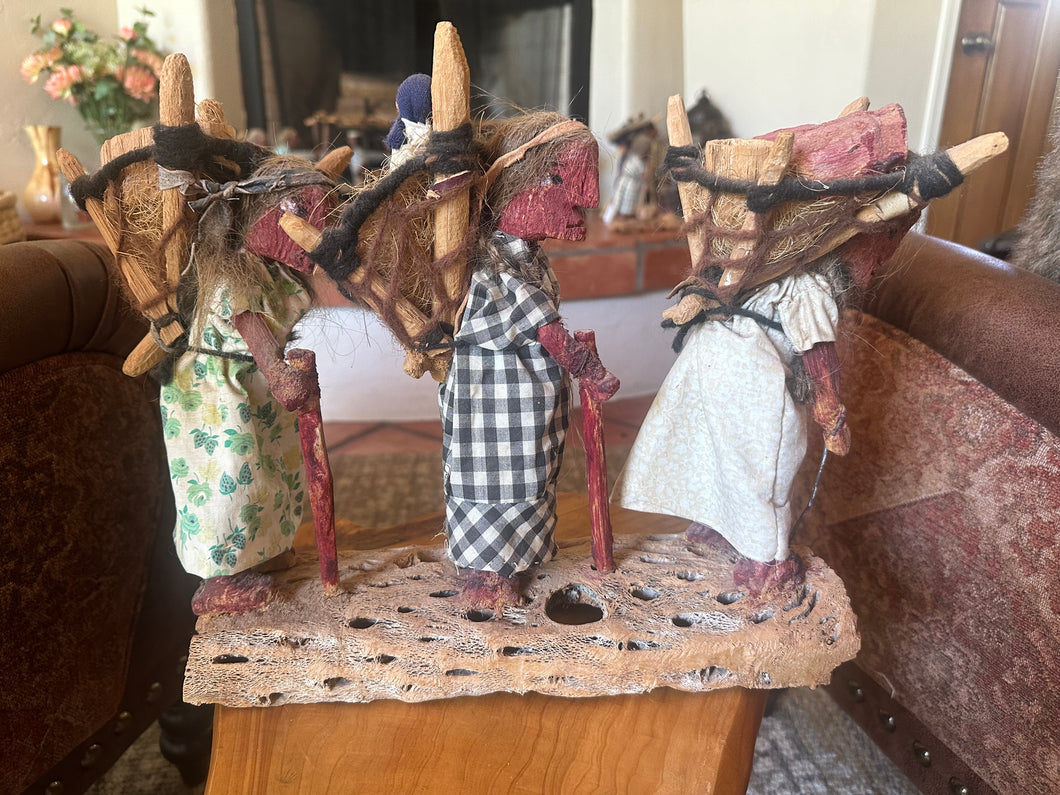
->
484 112 599 243
244 182 337 274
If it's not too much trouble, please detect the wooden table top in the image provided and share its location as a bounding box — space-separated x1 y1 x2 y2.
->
204 494 768 794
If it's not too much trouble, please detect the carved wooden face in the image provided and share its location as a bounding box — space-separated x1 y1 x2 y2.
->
244 184 334 273
496 139 599 242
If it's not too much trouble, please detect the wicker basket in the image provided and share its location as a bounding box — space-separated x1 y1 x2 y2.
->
0 191 26 244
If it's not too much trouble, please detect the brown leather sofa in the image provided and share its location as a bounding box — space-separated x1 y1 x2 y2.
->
801 232 1060 794
0 240 201 793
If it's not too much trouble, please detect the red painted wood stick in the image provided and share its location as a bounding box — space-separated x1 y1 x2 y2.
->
575 330 615 573
287 349 339 592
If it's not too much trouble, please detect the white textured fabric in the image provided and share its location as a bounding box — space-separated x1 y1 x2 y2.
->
387 119 431 168
612 271 838 562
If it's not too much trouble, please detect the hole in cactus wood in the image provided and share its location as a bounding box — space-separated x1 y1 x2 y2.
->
465 609 494 622
212 654 248 664
324 677 351 690
348 617 377 629
430 589 460 598
501 646 532 657
445 669 478 677
545 584 605 625
397 606 415 613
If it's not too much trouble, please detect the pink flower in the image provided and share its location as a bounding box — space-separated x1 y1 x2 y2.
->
121 64 157 102
20 47 61 83
119 26 136 41
44 65 83 104
51 18 72 36
131 48 163 75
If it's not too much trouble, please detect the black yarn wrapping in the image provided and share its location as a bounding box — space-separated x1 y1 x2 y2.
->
309 123 482 283
663 145 965 214
68 123 272 211
662 286 784 353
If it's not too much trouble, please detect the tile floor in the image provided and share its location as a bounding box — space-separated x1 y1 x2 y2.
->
322 393 656 457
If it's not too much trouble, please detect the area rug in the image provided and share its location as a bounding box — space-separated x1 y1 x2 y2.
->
87 449 916 794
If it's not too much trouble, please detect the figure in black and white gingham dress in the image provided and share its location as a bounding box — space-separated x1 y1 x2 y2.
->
440 232 570 577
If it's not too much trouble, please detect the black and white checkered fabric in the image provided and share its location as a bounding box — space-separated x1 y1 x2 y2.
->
440 232 570 577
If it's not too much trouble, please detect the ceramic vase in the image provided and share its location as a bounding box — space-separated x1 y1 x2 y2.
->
22 125 62 224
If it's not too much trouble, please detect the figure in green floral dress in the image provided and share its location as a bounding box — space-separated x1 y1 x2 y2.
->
162 257 311 578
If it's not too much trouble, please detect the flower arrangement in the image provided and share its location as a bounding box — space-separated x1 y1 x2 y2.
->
21 8 166 145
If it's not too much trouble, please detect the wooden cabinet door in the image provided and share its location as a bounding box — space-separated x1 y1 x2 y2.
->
927 0 1060 248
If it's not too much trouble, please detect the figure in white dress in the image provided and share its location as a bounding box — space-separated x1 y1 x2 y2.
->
612 266 844 572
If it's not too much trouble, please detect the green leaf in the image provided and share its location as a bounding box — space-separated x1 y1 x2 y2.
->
280 519 296 537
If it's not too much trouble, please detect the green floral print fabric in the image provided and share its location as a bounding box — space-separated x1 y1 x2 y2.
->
162 257 312 578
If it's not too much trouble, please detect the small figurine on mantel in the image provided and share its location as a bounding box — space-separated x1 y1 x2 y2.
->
602 114 670 232
613 96 1008 595
57 54 348 615
443 111 620 609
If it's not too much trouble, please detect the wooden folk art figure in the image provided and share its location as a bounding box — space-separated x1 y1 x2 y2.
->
289 24 620 608
57 54 345 614
612 96 1008 594
443 112 620 609
602 115 657 226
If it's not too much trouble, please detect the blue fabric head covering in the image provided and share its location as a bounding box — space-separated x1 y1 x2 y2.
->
385 73 432 151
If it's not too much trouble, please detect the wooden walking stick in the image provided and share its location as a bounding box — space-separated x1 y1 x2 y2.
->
575 330 615 573
233 306 340 594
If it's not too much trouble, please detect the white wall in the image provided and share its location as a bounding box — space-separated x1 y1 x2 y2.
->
864 0 961 153
682 0 876 137
299 291 680 422
680 0 957 147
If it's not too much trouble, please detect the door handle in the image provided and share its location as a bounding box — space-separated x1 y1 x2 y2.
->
961 33 994 55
